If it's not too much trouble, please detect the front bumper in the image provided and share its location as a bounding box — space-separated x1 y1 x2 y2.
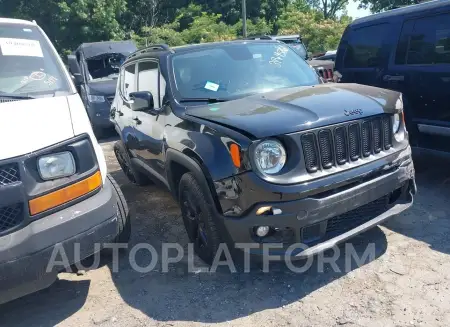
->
87 102 113 129
0 179 118 305
215 147 416 258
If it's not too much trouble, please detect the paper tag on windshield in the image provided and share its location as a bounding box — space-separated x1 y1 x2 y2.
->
0 38 44 57
204 81 219 92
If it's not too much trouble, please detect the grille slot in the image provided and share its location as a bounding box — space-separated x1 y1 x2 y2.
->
334 127 347 165
361 121 372 157
0 204 24 233
382 116 392 150
318 130 333 169
301 133 319 173
0 163 20 186
348 124 360 161
372 118 382 153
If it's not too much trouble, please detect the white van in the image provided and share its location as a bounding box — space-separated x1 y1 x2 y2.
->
0 18 130 304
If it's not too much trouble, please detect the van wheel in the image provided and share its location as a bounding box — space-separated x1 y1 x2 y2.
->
114 141 153 186
108 174 131 243
179 172 222 265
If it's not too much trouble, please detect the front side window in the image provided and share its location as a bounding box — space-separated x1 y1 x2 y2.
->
171 43 319 101
405 13 450 65
343 23 388 68
121 64 136 100
0 23 71 97
279 38 307 59
137 61 163 107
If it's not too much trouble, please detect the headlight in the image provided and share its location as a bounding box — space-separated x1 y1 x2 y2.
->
38 152 76 180
88 95 105 103
392 113 401 134
254 140 287 175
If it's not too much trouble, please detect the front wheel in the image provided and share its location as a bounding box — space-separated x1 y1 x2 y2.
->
108 174 131 243
178 172 223 264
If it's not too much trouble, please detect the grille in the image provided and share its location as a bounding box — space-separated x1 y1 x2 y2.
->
301 115 394 172
0 204 24 233
301 133 319 173
326 195 389 235
334 127 347 165
0 163 20 186
316 68 334 81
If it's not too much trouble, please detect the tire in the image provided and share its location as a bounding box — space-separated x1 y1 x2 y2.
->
179 172 223 265
108 174 131 243
114 140 153 186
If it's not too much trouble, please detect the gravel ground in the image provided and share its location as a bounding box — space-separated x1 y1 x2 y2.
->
1 137 449 327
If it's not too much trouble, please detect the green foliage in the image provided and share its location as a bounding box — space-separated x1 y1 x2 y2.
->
0 0 353 54
278 5 350 53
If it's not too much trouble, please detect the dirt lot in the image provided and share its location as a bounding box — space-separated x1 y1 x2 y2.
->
1 137 450 327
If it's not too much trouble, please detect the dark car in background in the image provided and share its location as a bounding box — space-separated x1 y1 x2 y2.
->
335 0 450 154
68 41 137 136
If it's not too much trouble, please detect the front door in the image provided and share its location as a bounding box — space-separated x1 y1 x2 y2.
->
388 12 450 152
132 60 166 179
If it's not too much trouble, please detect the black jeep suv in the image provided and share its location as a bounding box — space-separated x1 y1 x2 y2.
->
111 41 416 264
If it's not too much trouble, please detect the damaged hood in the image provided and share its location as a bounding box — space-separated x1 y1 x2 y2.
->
185 84 401 139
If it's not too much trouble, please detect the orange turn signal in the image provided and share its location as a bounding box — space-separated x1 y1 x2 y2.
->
29 171 102 215
230 143 241 168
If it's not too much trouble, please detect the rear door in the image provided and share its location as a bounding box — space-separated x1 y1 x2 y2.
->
336 23 390 87
388 11 450 152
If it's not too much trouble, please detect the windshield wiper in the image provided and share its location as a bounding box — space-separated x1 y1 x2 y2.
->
0 92 35 99
179 97 228 104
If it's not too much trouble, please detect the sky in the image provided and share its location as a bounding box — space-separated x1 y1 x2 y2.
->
346 1 372 19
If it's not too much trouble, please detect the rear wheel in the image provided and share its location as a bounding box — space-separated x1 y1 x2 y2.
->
108 174 131 243
179 172 223 264
114 141 153 186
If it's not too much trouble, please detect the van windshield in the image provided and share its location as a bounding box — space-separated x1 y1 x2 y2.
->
0 23 71 97
86 53 127 80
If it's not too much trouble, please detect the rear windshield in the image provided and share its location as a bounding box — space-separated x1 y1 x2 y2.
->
0 23 71 97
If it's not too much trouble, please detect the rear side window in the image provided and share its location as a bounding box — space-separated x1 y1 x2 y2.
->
400 13 450 65
343 24 388 68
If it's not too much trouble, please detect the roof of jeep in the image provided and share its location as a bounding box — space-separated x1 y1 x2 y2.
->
0 17 36 26
172 39 280 53
351 0 449 26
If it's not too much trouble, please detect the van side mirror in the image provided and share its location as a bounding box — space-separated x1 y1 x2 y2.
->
67 54 83 86
130 91 160 115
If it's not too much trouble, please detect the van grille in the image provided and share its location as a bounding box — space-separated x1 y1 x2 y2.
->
0 203 24 234
0 163 20 186
301 115 393 173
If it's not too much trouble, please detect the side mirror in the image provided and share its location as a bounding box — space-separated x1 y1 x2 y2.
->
71 73 83 86
67 55 83 86
129 91 160 115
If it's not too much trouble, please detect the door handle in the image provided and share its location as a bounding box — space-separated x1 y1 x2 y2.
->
133 117 142 125
383 75 404 82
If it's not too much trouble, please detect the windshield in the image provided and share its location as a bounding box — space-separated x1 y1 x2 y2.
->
86 53 127 80
172 43 319 101
0 23 71 97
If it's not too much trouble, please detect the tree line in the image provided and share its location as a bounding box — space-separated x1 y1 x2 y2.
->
0 0 418 55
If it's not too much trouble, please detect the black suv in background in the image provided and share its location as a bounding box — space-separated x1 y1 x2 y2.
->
112 41 416 264
335 0 450 154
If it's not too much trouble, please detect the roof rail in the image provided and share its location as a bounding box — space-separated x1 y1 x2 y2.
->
128 43 173 58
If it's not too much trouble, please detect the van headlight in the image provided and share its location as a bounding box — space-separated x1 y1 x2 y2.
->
88 94 105 103
38 152 76 180
254 140 286 175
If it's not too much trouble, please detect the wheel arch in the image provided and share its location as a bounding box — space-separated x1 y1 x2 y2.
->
166 148 222 214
